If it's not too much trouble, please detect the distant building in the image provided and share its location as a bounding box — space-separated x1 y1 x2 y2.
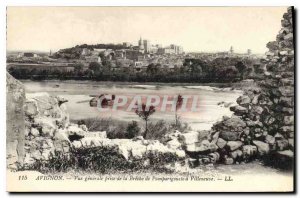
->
123 42 131 47
115 50 126 59
247 49 252 55
230 46 234 54
85 55 101 63
23 53 38 58
143 40 151 53
81 48 91 56
125 49 141 60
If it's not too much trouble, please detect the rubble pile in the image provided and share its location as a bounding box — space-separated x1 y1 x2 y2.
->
172 7 294 168
23 92 88 165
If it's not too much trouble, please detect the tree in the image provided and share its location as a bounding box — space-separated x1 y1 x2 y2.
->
146 63 159 76
88 62 101 73
215 66 239 82
235 61 247 79
74 63 84 73
135 104 156 139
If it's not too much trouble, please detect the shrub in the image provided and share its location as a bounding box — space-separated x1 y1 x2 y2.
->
76 118 127 139
19 146 182 174
146 120 169 140
126 121 140 139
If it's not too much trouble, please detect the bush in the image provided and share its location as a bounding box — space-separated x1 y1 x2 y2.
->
19 146 182 174
76 118 127 139
126 121 140 139
146 120 169 140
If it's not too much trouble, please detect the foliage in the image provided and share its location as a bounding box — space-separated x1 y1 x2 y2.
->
19 146 181 174
126 121 141 139
135 104 156 138
8 55 259 83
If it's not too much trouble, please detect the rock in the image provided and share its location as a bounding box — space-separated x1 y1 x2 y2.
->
188 158 199 168
208 152 220 163
56 96 68 106
185 140 217 153
216 138 227 149
230 149 243 159
265 135 275 145
251 106 264 115
213 116 246 131
219 131 239 141
276 139 289 151
179 131 199 145
274 133 284 140
175 150 186 158
84 131 107 139
243 127 250 135
242 145 257 157
230 105 248 115
24 99 39 117
132 136 144 141
253 140 270 155
79 124 88 131
252 95 259 104
236 95 251 106
34 117 56 137
227 141 243 151
30 128 40 137
283 116 294 125
237 95 251 106
67 124 86 137
288 138 294 149
131 144 147 159
224 157 234 165
211 132 220 144
166 139 182 150
281 126 294 132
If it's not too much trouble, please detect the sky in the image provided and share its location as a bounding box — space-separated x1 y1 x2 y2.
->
7 7 287 53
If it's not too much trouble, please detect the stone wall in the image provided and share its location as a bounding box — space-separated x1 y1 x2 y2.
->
178 7 294 168
6 73 26 169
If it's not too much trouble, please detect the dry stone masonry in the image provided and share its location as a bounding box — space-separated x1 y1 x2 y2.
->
178 7 294 168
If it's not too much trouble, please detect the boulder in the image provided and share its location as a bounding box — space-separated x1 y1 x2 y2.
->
208 152 220 163
216 138 227 148
265 135 275 145
219 131 239 141
253 140 270 155
24 99 39 117
237 95 251 106
185 140 217 153
84 131 107 139
166 139 182 150
178 131 199 145
230 105 248 115
227 141 243 151
242 145 257 157
30 128 40 137
211 132 220 144
276 139 289 151
224 157 234 165
230 149 243 159
288 138 294 149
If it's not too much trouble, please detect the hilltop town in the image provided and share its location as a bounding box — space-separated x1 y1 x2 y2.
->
7 37 263 83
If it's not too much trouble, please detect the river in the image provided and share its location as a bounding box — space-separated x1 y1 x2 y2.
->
21 80 242 131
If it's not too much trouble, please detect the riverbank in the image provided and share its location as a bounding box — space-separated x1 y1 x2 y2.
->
20 78 257 91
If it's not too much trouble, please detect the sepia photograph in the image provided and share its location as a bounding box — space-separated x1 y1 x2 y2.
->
6 6 295 192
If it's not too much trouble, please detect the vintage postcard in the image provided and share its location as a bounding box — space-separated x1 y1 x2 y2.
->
6 6 294 192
